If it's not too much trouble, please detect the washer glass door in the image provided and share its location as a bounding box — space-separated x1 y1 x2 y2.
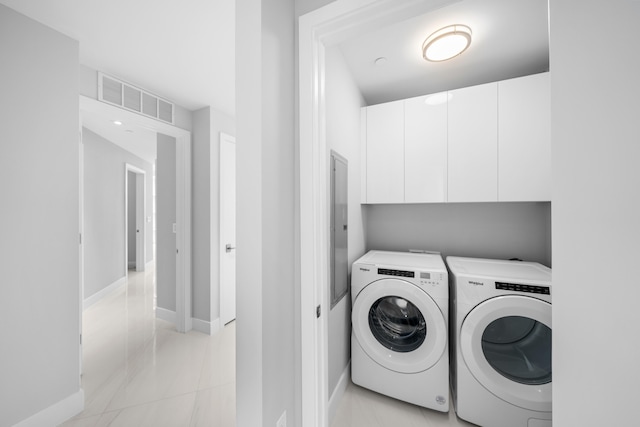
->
352 278 446 374
369 296 426 353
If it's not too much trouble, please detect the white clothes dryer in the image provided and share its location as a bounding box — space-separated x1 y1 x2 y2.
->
448 256 552 427
351 250 449 412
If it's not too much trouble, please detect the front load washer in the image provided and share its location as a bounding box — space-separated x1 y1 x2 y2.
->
351 250 449 412
448 256 552 427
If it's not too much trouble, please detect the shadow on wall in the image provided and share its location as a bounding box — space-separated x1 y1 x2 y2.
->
364 202 551 267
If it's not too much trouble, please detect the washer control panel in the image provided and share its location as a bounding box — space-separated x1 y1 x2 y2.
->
419 271 446 286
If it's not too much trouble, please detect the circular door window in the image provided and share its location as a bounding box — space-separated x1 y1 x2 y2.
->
481 316 552 385
460 295 552 412
368 296 427 353
352 278 446 374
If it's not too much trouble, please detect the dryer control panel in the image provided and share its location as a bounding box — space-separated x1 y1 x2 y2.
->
496 281 550 295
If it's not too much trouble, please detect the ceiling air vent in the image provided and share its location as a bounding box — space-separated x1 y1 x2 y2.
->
98 72 174 125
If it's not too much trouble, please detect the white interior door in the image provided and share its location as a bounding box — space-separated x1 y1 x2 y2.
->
135 172 145 272
125 164 146 275
220 133 236 325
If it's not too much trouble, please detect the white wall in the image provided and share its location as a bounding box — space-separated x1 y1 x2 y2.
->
0 4 81 425
366 202 551 266
325 46 367 403
550 1 640 425
156 133 177 312
82 128 154 299
192 108 212 322
236 0 298 425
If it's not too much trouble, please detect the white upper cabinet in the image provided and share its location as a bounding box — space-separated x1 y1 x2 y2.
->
360 72 550 204
448 82 498 202
364 100 404 203
404 94 448 203
498 72 551 201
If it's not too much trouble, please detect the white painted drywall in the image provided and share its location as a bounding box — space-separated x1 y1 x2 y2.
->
365 202 551 267
0 4 81 425
325 46 367 402
156 133 177 312
191 106 236 325
236 0 302 425
82 129 153 299
236 0 264 425
191 107 212 322
550 1 640 425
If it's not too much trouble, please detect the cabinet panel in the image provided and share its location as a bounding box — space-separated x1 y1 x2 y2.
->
365 101 404 203
498 72 551 201
404 94 448 203
448 82 498 202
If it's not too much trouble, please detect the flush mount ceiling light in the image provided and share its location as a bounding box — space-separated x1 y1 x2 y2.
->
113 120 123 126
422 24 472 62
374 57 388 66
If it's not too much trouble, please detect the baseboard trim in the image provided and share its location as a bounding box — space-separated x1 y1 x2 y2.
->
14 388 84 427
328 361 351 423
155 309 221 336
155 307 177 324
83 276 126 310
192 317 221 335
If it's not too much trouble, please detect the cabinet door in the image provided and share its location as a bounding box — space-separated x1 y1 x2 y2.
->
498 72 551 201
448 82 498 202
404 94 448 203
365 101 404 203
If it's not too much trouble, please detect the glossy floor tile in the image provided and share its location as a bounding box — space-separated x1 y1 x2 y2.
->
61 264 236 427
331 380 477 427
66 263 476 427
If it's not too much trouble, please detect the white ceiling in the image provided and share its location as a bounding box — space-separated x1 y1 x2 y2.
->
0 0 234 163
338 0 549 106
0 0 235 115
82 109 158 163
1 0 548 160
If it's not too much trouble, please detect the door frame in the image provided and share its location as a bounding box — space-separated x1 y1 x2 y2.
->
79 123 84 376
298 0 459 424
124 164 146 273
219 132 237 326
79 95 193 333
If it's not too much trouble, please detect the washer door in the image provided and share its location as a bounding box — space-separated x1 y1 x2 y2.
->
460 295 552 412
352 278 446 374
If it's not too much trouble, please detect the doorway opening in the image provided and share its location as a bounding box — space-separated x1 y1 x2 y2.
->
125 165 146 274
219 132 237 327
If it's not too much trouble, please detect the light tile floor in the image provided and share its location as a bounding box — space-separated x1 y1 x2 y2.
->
63 262 473 426
331 381 476 427
60 263 236 427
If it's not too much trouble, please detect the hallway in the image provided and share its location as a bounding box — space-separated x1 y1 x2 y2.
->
62 264 235 426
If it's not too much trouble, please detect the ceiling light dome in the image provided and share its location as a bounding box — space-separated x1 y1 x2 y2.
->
422 24 472 62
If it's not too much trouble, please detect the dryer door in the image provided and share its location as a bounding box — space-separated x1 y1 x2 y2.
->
460 295 552 412
352 278 446 374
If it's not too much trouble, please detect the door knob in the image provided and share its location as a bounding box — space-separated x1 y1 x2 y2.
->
225 244 236 253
